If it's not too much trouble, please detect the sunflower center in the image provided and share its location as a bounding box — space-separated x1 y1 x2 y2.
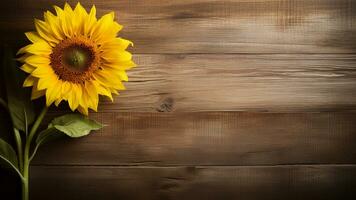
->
50 36 101 83
63 46 92 71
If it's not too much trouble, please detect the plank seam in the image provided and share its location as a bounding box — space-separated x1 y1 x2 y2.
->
30 164 356 168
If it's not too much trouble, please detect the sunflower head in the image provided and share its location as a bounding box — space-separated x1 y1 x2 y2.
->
17 2 136 115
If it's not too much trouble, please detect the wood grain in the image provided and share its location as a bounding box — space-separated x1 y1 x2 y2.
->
32 112 356 166
0 0 355 53
1 0 356 199
30 165 356 200
89 54 356 112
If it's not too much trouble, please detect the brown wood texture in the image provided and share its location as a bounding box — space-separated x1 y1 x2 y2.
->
33 112 356 166
30 165 356 200
95 54 356 112
1 0 356 199
0 0 355 53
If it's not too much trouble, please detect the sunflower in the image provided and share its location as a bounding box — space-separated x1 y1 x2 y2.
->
17 2 135 115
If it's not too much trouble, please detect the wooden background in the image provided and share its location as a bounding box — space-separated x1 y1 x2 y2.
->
1 0 356 199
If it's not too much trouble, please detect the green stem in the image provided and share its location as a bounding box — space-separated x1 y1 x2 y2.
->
22 177 29 200
22 106 48 200
29 143 40 163
14 128 23 173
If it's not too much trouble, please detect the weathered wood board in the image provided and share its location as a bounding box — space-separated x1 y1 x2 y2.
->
0 0 355 53
1 0 356 199
97 54 356 112
33 112 356 166
30 165 356 200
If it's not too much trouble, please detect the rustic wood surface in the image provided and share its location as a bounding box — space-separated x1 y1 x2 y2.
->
1 0 356 199
28 165 356 200
33 112 356 166
0 0 356 53
98 54 356 112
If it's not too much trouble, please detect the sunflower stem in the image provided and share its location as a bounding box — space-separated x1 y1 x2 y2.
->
22 106 48 200
14 128 24 173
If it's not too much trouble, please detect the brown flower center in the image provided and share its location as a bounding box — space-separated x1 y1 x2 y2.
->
50 36 100 83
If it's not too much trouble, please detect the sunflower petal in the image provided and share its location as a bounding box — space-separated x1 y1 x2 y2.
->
17 42 52 56
25 55 50 66
31 85 45 100
37 74 58 90
20 64 37 73
94 70 126 90
77 105 89 116
73 2 88 35
31 65 55 78
67 83 82 111
23 76 37 87
93 81 113 101
84 81 99 112
44 11 64 40
91 12 122 44
62 3 74 37
34 19 59 45
102 60 136 70
45 79 60 106
84 5 97 37
101 50 132 63
101 38 133 51
25 32 43 43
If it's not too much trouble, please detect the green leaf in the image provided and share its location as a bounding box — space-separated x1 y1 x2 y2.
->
30 115 102 162
30 127 63 162
0 138 23 179
2 47 35 132
36 127 62 146
50 114 103 138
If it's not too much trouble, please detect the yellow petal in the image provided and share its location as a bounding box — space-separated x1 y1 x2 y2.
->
44 11 64 40
94 70 125 90
20 64 36 74
101 38 133 51
102 60 136 70
34 19 59 45
63 3 74 37
17 55 30 63
31 85 45 100
23 76 37 87
105 69 129 81
73 2 88 35
109 88 119 95
54 5 71 38
61 81 71 100
101 50 132 63
17 42 52 56
93 81 113 101
91 12 122 44
55 98 63 107
84 5 97 37
25 32 43 43
25 55 50 66
68 83 82 111
31 64 55 78
77 105 89 116
37 74 58 90
45 79 60 106
84 81 99 111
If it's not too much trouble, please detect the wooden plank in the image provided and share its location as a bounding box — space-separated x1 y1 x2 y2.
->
32 112 356 166
0 0 355 53
70 54 356 112
28 165 356 200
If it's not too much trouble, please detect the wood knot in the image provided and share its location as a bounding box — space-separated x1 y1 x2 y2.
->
157 97 174 112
